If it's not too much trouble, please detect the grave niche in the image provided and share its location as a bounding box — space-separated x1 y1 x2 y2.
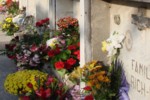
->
109 0 150 100
48 0 80 29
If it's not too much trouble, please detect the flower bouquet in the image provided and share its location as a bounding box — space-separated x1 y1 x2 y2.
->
1 17 19 35
4 70 69 100
57 16 79 34
35 18 50 35
5 0 19 16
69 60 129 100
4 70 48 99
46 16 80 71
5 34 49 70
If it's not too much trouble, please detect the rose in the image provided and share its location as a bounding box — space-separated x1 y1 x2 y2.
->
67 45 77 50
36 22 42 27
47 50 55 57
55 61 64 69
67 58 76 66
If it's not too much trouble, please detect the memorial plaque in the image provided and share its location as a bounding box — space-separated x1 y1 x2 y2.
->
110 2 150 99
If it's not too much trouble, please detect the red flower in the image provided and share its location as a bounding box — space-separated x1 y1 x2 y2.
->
6 0 12 7
48 50 55 57
7 55 16 59
73 50 79 55
64 61 72 69
68 45 77 50
67 58 76 65
58 82 63 88
74 50 80 60
36 87 51 99
40 20 46 24
55 61 64 69
84 94 94 100
54 47 60 54
36 22 42 27
44 18 49 23
30 44 38 52
46 76 55 86
83 86 92 91
27 82 33 89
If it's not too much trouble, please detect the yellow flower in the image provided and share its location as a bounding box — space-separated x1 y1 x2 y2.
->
4 70 47 95
97 75 104 81
2 23 7 29
95 84 101 89
101 41 108 52
5 17 12 23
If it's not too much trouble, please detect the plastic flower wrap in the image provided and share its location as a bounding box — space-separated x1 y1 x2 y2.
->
102 32 125 63
12 13 25 25
4 70 48 96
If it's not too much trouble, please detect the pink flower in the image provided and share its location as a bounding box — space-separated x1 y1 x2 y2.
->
36 87 51 99
30 44 38 52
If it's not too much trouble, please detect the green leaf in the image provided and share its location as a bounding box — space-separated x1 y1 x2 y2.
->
57 69 67 77
66 39 72 45
65 50 71 55
61 53 68 60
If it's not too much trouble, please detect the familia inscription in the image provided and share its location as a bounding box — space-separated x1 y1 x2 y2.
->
131 59 150 96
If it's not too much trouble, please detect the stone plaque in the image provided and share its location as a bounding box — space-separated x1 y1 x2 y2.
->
110 2 150 99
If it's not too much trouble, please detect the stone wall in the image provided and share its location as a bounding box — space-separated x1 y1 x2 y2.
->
110 1 150 99
36 0 49 21
91 0 110 62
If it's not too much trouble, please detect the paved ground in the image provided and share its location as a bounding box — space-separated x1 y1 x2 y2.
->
0 14 18 100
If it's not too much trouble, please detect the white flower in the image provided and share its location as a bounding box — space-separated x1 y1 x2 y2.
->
46 37 59 49
105 32 125 58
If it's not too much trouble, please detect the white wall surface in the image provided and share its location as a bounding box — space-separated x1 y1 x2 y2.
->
110 1 150 99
